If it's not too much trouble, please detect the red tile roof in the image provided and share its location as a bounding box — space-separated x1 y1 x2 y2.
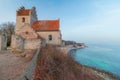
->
32 20 60 31
17 9 31 16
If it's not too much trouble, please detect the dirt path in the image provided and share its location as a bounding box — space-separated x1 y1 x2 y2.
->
0 50 31 80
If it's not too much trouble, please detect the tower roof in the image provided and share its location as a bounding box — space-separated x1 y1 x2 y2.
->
17 6 36 16
32 20 60 31
17 9 31 16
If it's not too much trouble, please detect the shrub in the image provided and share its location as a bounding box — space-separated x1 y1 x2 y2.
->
33 45 104 80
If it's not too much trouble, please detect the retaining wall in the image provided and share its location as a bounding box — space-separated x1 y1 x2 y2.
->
21 48 40 80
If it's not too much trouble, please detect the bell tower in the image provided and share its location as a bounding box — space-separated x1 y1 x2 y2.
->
15 6 38 34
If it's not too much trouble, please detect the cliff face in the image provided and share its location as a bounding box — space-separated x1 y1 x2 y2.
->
33 45 120 80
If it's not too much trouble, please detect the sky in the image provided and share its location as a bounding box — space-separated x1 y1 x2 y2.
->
0 0 120 44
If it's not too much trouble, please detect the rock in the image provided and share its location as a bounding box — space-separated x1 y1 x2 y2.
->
25 53 34 61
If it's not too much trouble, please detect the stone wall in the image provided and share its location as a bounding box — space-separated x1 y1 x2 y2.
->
18 23 38 39
37 31 62 45
30 7 38 25
11 35 42 51
16 16 31 34
11 35 24 52
0 34 7 51
24 39 41 50
21 48 40 80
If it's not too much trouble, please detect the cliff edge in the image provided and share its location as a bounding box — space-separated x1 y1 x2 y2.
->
33 45 120 80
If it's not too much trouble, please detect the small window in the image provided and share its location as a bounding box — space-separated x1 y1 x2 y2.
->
22 17 25 22
48 35 52 41
25 31 29 34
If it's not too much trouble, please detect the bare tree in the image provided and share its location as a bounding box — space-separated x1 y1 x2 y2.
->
0 22 15 46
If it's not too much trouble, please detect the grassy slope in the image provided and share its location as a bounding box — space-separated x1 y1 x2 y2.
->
33 45 119 80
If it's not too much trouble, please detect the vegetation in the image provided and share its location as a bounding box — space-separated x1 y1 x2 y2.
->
33 45 105 80
63 40 85 46
0 22 15 46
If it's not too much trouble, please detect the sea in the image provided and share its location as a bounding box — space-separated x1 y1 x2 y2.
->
73 43 120 76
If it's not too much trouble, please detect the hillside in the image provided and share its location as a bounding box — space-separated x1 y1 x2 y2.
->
33 45 120 80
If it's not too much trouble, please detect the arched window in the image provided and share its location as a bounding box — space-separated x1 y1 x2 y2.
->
48 35 52 41
22 17 25 22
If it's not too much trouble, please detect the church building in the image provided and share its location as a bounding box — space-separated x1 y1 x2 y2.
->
11 6 62 51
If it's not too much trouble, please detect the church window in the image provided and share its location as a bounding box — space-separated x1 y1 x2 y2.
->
22 17 25 22
48 35 52 41
25 31 29 34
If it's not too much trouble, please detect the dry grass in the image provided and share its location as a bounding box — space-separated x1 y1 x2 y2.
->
33 45 105 80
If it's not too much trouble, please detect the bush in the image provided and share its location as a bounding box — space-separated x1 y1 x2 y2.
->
33 45 104 80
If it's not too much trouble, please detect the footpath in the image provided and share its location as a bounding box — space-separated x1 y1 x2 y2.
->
0 50 31 80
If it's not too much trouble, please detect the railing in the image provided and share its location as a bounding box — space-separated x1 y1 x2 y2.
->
21 48 40 80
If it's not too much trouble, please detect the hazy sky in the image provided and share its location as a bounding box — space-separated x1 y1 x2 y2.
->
0 0 120 44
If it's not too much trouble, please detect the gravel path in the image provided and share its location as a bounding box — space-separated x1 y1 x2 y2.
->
0 50 31 80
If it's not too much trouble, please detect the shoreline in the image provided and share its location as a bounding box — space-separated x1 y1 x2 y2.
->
66 45 120 80
59 43 86 54
83 64 120 80
62 45 120 80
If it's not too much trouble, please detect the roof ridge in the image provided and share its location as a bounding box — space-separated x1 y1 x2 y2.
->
32 20 60 31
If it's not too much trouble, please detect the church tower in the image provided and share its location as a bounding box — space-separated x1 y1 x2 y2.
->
15 6 38 34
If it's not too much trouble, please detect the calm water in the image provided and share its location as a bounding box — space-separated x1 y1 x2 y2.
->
73 43 120 76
